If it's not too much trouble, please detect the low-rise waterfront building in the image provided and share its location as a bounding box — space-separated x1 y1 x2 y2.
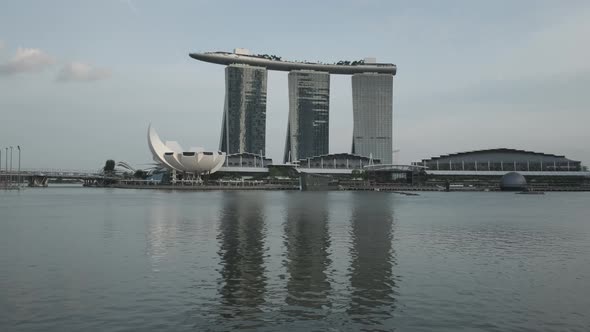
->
415 148 582 172
415 148 590 189
296 153 380 170
223 152 272 168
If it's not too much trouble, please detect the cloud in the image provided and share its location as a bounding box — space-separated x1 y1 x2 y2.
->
488 6 590 81
0 47 55 75
0 40 5 50
121 0 139 14
57 62 111 82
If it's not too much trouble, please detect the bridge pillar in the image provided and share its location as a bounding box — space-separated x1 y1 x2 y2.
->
28 176 49 187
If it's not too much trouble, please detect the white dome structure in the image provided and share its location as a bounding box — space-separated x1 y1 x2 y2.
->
147 124 226 176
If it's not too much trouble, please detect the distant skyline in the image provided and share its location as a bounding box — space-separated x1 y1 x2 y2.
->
1 0 589 169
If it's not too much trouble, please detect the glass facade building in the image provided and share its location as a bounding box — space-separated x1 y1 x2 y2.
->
220 64 268 155
284 70 330 163
351 73 393 164
416 148 582 172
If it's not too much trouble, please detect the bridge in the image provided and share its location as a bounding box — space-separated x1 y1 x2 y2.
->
0 168 108 187
1 166 278 187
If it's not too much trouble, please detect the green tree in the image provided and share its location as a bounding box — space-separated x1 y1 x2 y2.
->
133 170 147 179
360 170 368 180
103 159 116 173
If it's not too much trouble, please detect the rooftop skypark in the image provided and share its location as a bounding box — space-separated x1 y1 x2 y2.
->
190 48 397 75
189 48 396 163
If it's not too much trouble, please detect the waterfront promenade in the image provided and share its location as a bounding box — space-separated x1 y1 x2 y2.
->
107 181 590 192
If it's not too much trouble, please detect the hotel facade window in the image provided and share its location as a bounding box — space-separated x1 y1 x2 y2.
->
351 73 394 164
284 70 330 163
220 65 268 155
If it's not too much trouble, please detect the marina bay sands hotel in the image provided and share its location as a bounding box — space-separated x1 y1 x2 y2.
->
190 49 397 164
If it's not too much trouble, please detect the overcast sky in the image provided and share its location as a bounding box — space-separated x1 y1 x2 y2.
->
1 0 589 170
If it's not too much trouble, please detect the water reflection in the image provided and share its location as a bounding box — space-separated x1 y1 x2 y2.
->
347 192 397 330
282 192 332 319
216 192 268 324
102 198 115 240
146 202 181 269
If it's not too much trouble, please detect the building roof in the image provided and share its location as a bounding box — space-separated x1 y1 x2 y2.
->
298 152 380 161
226 152 272 159
190 52 396 75
421 148 579 162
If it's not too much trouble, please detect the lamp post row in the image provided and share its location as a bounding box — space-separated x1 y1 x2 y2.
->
0 145 22 187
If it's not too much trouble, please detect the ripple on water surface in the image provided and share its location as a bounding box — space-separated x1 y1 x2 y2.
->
0 189 589 331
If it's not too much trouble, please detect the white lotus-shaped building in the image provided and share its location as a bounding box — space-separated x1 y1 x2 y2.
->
148 124 226 176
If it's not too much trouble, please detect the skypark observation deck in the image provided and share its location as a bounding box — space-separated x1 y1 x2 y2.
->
189 52 397 75
190 49 396 165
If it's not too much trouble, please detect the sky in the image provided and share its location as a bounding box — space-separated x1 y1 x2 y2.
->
1 0 589 170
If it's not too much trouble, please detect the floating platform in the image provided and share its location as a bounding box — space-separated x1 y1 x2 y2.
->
516 191 545 195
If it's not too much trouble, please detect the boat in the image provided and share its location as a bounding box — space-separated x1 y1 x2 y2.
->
516 190 545 195
299 173 338 191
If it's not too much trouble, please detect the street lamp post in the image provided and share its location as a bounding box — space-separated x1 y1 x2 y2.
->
17 146 21 187
10 146 13 184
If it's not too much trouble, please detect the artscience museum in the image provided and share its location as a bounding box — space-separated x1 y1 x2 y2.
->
147 125 226 180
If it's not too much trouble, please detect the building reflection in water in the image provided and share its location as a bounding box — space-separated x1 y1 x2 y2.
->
216 192 268 323
347 192 397 329
282 192 332 319
146 201 180 270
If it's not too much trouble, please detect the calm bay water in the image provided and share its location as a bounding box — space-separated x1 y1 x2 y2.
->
1 187 589 331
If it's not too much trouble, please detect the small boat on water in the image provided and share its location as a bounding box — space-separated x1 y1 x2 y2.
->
299 173 338 191
393 191 420 196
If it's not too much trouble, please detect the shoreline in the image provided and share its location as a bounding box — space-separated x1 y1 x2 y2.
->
103 184 590 192
112 184 300 191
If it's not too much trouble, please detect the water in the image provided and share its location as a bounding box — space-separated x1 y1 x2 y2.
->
1 187 589 331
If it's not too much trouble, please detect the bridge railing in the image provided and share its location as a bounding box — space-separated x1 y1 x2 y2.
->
0 168 103 177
